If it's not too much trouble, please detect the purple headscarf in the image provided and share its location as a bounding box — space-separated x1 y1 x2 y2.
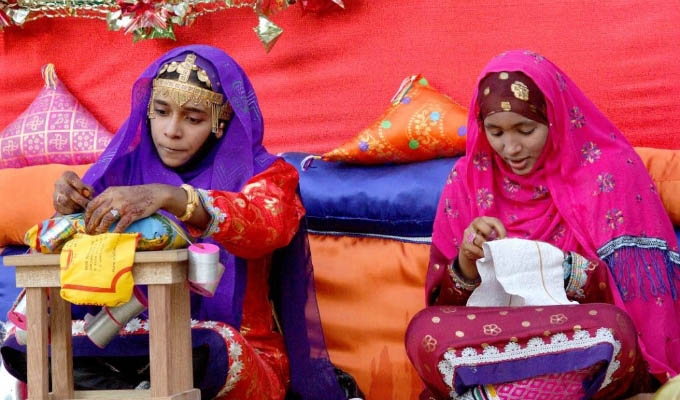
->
82 45 345 400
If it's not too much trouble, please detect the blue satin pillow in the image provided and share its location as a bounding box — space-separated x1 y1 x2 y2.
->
281 153 458 241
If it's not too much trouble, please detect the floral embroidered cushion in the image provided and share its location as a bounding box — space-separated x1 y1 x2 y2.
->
0 64 114 169
321 75 468 164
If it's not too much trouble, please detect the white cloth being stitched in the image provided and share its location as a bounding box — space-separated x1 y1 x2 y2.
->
467 238 577 307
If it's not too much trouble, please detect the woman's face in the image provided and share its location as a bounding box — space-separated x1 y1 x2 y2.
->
483 111 549 175
149 92 214 168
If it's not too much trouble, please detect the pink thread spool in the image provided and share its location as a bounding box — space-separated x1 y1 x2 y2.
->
8 290 27 331
8 291 28 345
187 243 224 297
84 287 148 348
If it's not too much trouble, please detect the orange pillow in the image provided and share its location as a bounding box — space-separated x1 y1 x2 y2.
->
322 75 468 164
635 147 680 225
310 234 429 399
0 163 91 246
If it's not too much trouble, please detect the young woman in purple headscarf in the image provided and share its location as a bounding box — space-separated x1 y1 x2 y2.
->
1 46 352 400
405 51 680 399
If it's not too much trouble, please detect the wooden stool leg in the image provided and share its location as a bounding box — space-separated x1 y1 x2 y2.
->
169 281 193 394
26 288 48 400
148 282 193 397
49 289 74 399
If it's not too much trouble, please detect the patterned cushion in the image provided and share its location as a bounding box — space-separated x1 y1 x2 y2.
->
0 64 114 168
322 74 468 164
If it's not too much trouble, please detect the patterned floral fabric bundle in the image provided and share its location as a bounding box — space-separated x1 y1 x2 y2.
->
24 213 189 254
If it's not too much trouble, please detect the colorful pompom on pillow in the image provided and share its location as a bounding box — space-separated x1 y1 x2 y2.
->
0 64 114 169
322 74 468 164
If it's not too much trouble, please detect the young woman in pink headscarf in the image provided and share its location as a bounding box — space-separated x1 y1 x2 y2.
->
405 51 680 399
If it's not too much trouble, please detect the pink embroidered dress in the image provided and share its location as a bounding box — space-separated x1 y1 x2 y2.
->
405 51 680 400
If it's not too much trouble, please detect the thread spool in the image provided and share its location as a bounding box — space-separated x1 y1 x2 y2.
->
7 290 26 331
188 243 224 297
84 287 147 348
14 328 27 346
39 217 76 253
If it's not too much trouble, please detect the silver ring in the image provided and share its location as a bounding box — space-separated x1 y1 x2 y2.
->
110 209 120 219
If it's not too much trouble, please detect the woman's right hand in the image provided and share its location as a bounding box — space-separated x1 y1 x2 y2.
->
458 216 507 279
53 171 94 215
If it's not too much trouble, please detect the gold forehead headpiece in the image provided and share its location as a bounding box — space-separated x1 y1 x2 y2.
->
148 53 233 133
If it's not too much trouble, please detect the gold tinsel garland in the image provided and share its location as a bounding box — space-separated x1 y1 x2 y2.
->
0 0 289 51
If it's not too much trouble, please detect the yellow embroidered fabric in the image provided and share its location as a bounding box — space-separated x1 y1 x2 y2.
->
59 233 138 307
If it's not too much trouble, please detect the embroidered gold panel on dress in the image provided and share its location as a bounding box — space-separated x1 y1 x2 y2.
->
148 53 233 133
510 81 529 101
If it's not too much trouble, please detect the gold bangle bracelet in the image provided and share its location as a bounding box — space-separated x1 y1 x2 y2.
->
178 184 199 221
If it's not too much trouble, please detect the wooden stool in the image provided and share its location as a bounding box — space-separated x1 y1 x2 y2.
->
3 249 200 400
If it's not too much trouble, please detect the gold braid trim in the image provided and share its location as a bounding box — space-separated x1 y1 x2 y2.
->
148 78 233 133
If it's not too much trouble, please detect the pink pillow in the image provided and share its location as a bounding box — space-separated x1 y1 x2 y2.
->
0 64 114 168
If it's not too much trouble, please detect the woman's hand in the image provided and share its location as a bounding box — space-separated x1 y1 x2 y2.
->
53 171 94 215
84 184 169 234
458 216 507 279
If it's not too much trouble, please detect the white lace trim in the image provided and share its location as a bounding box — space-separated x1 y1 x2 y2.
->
68 318 242 396
438 327 621 399
190 320 243 396
597 235 675 259
671 252 680 264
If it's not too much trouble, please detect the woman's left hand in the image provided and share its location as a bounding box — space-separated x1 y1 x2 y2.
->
84 184 167 234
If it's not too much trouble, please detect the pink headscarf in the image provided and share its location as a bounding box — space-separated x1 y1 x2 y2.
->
429 50 680 380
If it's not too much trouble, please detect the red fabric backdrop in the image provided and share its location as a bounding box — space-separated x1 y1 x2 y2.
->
1 1 679 154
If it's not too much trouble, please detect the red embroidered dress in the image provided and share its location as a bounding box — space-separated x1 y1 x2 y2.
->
185 159 305 399
1 159 304 399
406 246 650 399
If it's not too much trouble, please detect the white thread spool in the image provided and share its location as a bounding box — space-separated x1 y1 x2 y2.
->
84 287 147 348
187 243 223 297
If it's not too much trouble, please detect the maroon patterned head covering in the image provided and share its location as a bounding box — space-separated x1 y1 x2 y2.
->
477 71 548 125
